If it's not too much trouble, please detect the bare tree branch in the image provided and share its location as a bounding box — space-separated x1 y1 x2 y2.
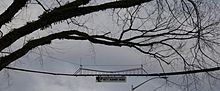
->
0 30 134 70
0 0 153 52
0 0 29 28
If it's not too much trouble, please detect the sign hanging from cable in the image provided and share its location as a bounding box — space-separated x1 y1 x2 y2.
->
96 76 126 82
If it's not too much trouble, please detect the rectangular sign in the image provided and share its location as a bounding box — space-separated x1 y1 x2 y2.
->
96 76 126 82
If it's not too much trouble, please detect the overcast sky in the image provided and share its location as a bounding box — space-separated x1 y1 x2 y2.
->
1 0 220 91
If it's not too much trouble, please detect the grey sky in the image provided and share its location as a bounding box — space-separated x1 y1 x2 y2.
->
1 0 220 91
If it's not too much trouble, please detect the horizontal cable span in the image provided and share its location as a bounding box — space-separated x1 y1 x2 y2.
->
3 66 220 77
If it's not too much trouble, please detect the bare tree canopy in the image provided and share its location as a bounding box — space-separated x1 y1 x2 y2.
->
0 0 220 90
